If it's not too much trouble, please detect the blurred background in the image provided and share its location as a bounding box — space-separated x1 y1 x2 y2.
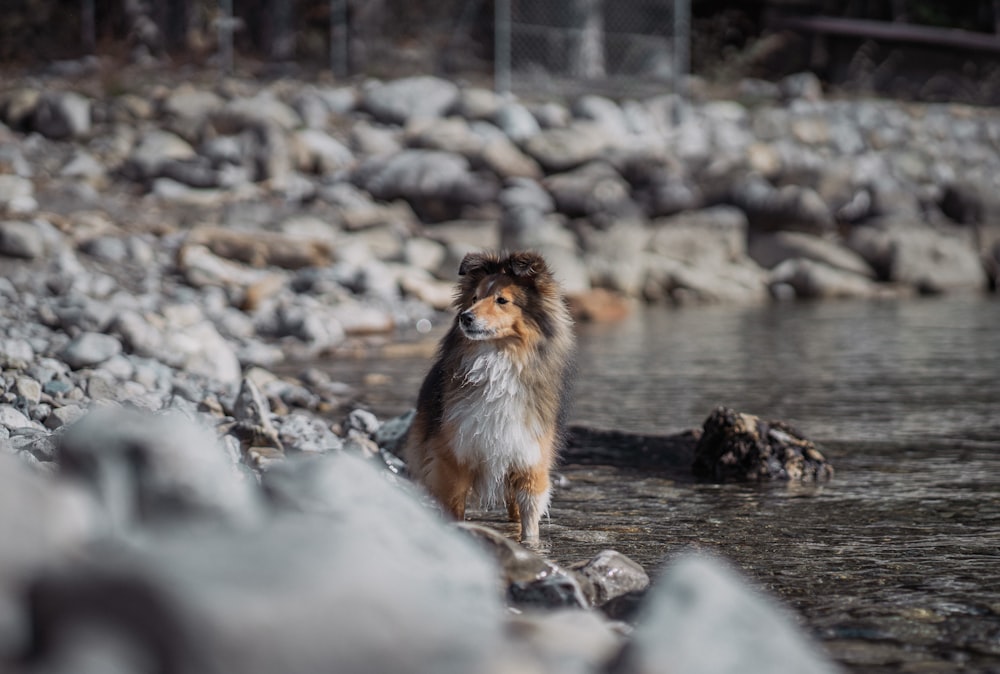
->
4 0 1000 104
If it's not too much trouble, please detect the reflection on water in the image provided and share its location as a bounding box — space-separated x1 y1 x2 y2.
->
321 295 1000 672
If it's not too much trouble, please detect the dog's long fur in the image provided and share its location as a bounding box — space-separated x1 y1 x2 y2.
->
403 251 575 542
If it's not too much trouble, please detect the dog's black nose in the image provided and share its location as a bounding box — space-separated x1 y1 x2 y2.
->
459 310 474 326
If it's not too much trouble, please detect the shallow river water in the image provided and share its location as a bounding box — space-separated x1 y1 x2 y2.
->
322 295 1000 672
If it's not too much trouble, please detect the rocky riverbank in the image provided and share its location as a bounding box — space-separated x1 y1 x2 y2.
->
0 63 996 672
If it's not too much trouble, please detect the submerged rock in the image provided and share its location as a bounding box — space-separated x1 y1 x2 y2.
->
692 407 833 482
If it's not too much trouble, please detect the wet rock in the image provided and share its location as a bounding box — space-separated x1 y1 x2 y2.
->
692 407 833 482
32 90 91 139
615 554 839 674
57 408 260 530
58 332 123 370
362 76 459 125
459 523 589 609
570 549 650 608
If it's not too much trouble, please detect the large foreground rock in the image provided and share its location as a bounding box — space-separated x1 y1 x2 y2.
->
25 452 508 674
616 554 839 674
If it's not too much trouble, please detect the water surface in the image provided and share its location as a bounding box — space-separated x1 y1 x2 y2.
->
322 295 1000 672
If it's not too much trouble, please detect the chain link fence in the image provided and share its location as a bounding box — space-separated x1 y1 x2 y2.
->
493 0 689 98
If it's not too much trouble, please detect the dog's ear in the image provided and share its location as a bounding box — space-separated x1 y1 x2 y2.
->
507 251 548 279
458 252 489 277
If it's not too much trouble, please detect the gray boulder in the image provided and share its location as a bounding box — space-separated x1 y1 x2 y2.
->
32 91 91 139
572 95 631 137
212 92 302 132
0 219 47 259
749 231 875 277
362 76 459 125
125 129 197 181
848 223 986 293
355 149 498 220
494 101 541 142
23 453 508 673
769 258 880 300
729 174 834 235
544 161 636 216
293 128 354 174
0 176 37 214
523 122 610 172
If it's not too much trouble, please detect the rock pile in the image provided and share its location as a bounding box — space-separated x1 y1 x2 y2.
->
0 70 997 343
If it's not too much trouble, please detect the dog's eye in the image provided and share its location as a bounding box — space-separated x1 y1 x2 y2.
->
496 296 509 305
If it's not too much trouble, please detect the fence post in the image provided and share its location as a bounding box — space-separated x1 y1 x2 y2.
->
495 0 511 96
330 0 349 77
81 0 95 53
673 0 689 98
219 0 233 74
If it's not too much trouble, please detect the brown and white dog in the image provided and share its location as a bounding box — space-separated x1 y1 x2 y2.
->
404 251 576 543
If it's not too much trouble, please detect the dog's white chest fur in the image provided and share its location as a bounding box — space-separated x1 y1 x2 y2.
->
446 349 542 502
